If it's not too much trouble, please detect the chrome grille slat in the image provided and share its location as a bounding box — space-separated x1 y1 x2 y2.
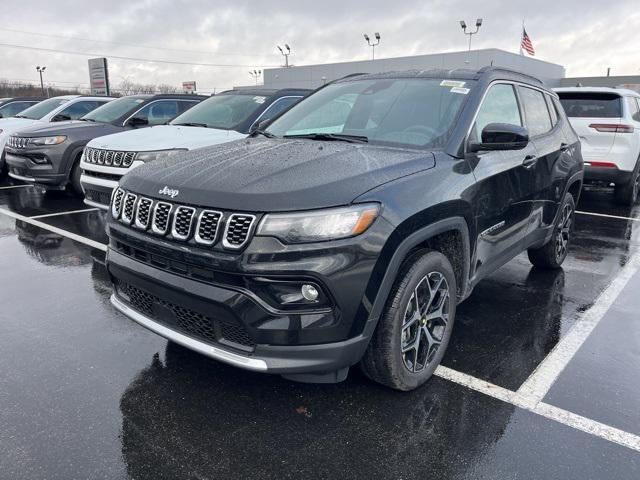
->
134 197 153 230
152 202 173 235
172 206 196 240
111 188 125 219
120 193 137 225
195 210 223 245
223 214 256 249
84 147 137 168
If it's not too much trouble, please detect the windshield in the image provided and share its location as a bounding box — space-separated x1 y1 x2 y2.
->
266 78 472 149
82 96 146 123
16 98 70 120
170 93 267 130
558 92 622 118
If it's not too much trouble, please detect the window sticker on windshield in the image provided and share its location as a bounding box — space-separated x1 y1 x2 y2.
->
440 80 466 88
450 87 470 94
253 96 266 104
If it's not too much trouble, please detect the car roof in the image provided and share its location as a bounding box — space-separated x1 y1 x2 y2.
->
554 86 640 97
334 66 548 90
1 96 47 102
144 94 209 100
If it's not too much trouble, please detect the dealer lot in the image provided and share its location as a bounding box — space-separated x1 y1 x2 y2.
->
0 180 639 479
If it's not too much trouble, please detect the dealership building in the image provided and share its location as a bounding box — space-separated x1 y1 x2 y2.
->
260 48 640 92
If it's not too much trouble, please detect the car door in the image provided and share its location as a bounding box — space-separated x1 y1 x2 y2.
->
517 86 565 235
467 82 538 280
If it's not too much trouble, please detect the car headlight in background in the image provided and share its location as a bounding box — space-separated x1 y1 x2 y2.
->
30 136 67 146
257 203 380 243
135 149 187 163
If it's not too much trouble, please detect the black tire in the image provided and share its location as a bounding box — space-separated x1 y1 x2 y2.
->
613 160 640 206
527 193 575 269
360 250 457 391
69 157 83 195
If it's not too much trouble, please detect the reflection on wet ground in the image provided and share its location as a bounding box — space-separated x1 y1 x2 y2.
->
1 182 639 479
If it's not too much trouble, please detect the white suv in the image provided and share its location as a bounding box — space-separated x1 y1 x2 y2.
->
80 88 309 209
555 87 640 204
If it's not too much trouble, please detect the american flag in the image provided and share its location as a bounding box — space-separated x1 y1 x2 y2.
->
521 28 535 56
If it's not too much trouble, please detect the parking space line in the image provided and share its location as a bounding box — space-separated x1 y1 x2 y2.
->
0 206 107 252
0 184 32 190
517 252 640 405
436 366 640 452
30 207 99 219
576 210 640 222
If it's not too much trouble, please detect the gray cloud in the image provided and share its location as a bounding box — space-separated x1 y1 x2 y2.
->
1 0 638 93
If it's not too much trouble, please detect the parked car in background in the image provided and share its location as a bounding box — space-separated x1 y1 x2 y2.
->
106 68 582 390
555 87 640 204
4 94 206 193
0 95 114 173
80 88 310 209
0 97 46 118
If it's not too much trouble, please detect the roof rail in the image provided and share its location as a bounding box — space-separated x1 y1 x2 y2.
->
477 66 544 85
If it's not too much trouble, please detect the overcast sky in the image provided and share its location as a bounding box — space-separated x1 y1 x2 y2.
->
1 0 638 93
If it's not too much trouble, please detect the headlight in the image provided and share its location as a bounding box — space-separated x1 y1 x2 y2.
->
135 149 187 163
30 136 67 145
257 204 380 243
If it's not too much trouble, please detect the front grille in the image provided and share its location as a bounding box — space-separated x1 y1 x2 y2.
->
82 170 122 181
85 188 112 207
172 206 196 240
224 214 256 249
84 147 137 168
111 189 258 250
195 210 223 245
121 193 137 224
115 280 255 349
152 202 172 234
7 136 30 149
135 198 153 229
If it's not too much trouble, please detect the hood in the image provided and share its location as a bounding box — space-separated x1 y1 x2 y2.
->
87 125 245 151
11 120 122 138
121 137 436 212
0 117 40 134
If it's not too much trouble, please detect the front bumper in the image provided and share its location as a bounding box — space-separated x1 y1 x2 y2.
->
5 149 67 188
80 173 117 210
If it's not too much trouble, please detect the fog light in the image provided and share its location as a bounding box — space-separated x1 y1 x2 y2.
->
301 284 319 302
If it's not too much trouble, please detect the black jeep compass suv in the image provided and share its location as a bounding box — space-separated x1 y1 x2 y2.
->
106 67 583 390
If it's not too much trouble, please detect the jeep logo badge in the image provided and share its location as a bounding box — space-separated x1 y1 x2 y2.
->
158 186 179 198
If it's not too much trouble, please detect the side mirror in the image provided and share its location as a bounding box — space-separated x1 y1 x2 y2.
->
127 116 148 127
250 119 272 133
51 113 71 122
469 123 529 152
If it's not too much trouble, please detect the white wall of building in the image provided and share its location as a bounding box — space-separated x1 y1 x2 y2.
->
263 48 565 90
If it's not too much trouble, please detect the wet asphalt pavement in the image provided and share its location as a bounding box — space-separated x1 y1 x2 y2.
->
0 180 639 479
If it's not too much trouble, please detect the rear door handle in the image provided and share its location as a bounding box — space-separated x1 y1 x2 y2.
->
523 155 538 169
560 142 570 151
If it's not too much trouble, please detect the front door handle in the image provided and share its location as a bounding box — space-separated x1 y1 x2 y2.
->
523 155 538 169
560 142 570 151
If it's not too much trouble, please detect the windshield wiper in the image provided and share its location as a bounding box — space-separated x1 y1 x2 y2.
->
250 129 277 138
79 118 96 122
13 114 27 118
173 122 210 128
284 133 368 143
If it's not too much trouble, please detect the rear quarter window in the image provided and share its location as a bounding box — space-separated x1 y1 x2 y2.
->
519 86 553 137
557 92 622 118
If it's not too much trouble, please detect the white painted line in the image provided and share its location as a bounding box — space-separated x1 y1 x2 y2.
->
0 184 32 190
0 206 107 252
30 207 98 219
436 366 640 453
517 252 640 405
576 210 640 222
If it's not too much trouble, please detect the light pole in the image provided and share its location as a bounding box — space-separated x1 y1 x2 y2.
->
249 70 262 86
277 44 291 67
36 66 46 96
363 32 381 60
459 19 483 51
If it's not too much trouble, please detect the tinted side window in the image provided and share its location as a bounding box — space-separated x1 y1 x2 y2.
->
178 100 200 114
519 87 552 137
545 95 558 126
134 101 180 125
58 100 105 119
625 97 640 122
472 84 522 141
260 97 301 122
0 101 35 117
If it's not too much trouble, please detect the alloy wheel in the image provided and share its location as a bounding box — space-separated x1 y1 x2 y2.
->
400 271 450 373
555 202 573 261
